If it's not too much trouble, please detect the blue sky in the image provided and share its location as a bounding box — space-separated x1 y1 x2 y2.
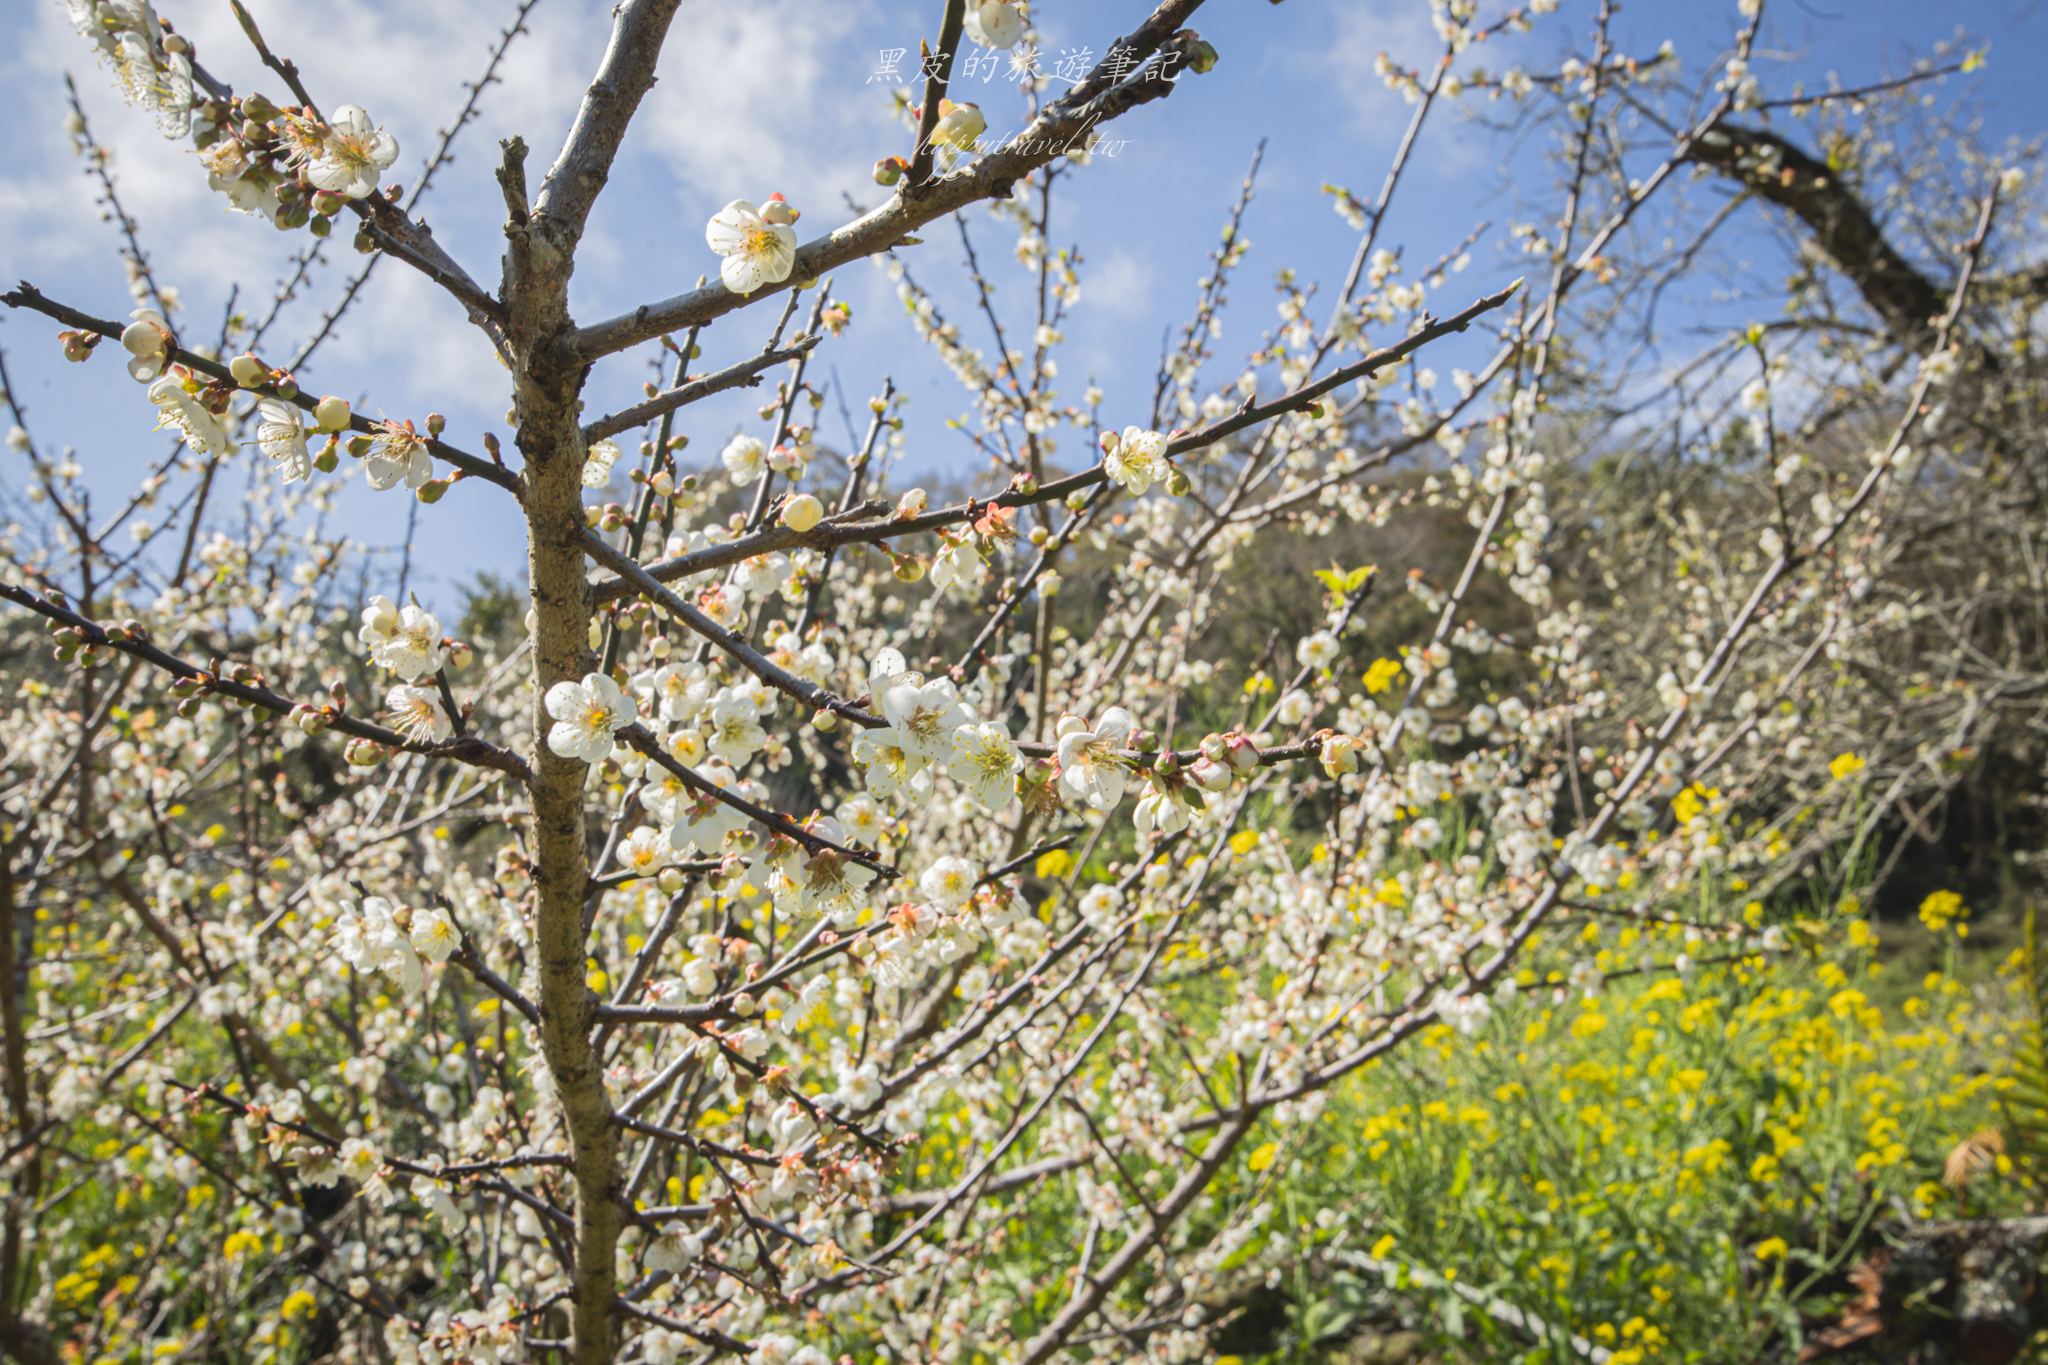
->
3 0 2043 612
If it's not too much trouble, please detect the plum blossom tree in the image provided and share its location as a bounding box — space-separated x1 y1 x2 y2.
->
0 1 2038 1362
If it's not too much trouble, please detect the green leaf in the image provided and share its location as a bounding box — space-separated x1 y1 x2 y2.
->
1312 562 1378 596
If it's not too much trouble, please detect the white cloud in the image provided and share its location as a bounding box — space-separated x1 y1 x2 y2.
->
631 0 900 224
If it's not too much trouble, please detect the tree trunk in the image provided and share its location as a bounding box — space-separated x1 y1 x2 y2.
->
515 282 622 1365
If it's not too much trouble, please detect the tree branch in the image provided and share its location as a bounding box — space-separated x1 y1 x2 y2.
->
568 2 1212 360
581 334 820 444
588 280 1519 598
0 582 532 782
0 283 521 496
1687 122 1947 343
532 0 685 250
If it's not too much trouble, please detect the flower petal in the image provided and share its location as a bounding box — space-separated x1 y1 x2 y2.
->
544 681 587 721
705 201 760 253
721 252 768 295
547 724 586 759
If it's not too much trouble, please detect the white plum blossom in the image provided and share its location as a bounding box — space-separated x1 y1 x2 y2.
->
947 721 1022 809
964 1 1026 49
706 689 768 764
147 377 231 457
1056 707 1137 810
582 438 621 487
616 826 671 878
1103 425 1172 494
929 538 987 597
881 675 971 765
667 763 748 853
1297 630 1340 669
919 856 978 909
1918 348 1958 387
544 672 633 764
798 843 877 917
408 905 461 963
364 420 433 492
337 1136 382 1185
721 433 767 485
305 105 400 200
1435 989 1493 1036
1133 781 1192 836
254 399 311 484
361 599 447 681
333 898 423 994
384 683 452 741
411 1175 464 1234
648 661 712 722
705 195 799 295
70 0 193 136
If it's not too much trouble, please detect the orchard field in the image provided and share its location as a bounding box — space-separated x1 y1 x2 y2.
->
2 1 2045 1361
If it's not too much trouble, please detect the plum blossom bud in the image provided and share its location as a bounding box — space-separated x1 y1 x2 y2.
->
931 100 987 156
1223 733 1260 772
895 488 929 518
229 353 266 388
812 708 838 732
781 493 824 533
344 738 387 767
121 319 164 359
314 396 352 432
872 156 908 186
313 436 340 473
1190 756 1231 792
426 412 446 437
1320 734 1360 777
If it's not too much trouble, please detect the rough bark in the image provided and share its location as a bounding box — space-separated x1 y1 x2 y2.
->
1688 122 1947 344
497 7 683 1360
521 425 623 1365
0 853 57 1365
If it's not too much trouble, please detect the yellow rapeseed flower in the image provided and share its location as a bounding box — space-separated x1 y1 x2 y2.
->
1918 890 1967 936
